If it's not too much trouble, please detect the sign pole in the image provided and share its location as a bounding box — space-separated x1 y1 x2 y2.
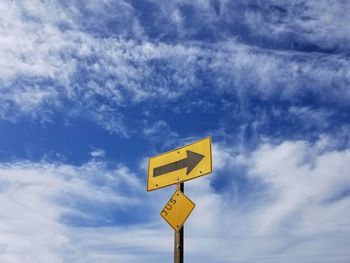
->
174 182 184 263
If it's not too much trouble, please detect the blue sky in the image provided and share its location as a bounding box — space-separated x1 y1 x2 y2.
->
1 0 350 262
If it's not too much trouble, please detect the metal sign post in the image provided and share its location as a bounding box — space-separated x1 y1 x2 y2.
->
174 182 184 263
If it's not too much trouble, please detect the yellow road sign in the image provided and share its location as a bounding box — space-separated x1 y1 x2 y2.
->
160 190 195 231
147 137 212 191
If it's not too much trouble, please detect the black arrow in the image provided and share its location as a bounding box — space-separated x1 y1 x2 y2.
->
153 150 205 177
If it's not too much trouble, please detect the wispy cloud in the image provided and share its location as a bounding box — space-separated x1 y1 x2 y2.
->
89 148 105 158
1 1 349 139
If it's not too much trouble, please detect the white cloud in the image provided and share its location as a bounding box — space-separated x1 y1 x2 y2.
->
0 0 76 84
1 1 349 135
142 139 350 262
142 0 350 54
2 139 350 262
248 141 350 235
0 0 204 130
0 161 153 263
243 0 350 51
89 148 105 158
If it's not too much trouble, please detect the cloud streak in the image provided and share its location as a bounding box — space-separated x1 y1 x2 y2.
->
1 1 349 139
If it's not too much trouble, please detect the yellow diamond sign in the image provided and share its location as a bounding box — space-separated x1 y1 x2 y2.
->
160 190 195 231
147 137 212 191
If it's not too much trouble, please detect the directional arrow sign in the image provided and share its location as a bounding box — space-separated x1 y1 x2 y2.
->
147 137 212 191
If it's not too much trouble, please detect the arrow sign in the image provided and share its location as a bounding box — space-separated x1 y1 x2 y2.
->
153 150 204 177
147 137 212 191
